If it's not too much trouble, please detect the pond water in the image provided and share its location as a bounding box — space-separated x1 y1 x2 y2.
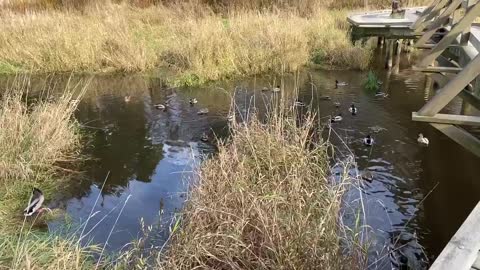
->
6 47 480 269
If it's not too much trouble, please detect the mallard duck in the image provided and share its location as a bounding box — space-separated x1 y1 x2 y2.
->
336 80 348 87
272 86 281 92
349 104 358 115
294 100 306 107
375 91 389 98
361 171 374 182
197 108 209 115
331 113 343 123
124 96 131 103
261 87 269 92
333 102 341 108
320 96 331 101
154 104 166 110
417 133 429 146
201 133 209 142
189 98 198 105
363 135 374 146
24 188 51 216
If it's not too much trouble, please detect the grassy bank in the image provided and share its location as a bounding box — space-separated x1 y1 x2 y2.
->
0 77 95 269
0 1 373 86
152 111 364 269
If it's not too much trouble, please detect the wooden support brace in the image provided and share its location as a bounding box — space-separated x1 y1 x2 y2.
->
459 89 480 112
416 0 463 33
413 0 450 31
413 112 480 126
418 3 480 67
418 54 480 116
412 66 463 73
415 0 463 47
411 0 445 30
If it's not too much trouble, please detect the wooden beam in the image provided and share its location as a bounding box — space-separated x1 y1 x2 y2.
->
472 251 480 270
415 0 463 46
430 201 480 269
412 112 480 125
418 3 480 67
411 0 448 30
412 66 463 73
418 54 480 116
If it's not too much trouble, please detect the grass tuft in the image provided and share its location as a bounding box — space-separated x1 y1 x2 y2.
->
157 108 365 269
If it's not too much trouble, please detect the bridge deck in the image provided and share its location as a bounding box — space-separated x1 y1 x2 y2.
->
347 7 425 28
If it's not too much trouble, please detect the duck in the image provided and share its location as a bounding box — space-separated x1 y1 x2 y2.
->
24 188 51 216
349 104 358 115
361 171 374 182
261 87 269 92
124 96 131 103
227 114 234 122
331 113 343 123
272 86 281 92
154 104 167 110
320 95 331 101
417 133 429 146
333 102 341 108
336 80 348 87
189 98 198 105
201 133 209 142
294 100 306 107
363 135 374 146
375 91 389 98
197 108 209 115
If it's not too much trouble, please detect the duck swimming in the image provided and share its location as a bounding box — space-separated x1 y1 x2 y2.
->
375 91 389 98
189 98 198 105
417 133 429 146
124 96 131 103
24 188 51 216
363 135 374 146
349 104 358 115
154 104 166 110
197 108 209 115
294 100 306 107
331 113 343 123
336 80 348 87
333 102 341 108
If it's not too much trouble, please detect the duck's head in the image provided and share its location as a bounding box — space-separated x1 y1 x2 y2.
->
366 135 371 139
335 80 339 84
351 103 355 108
418 133 424 138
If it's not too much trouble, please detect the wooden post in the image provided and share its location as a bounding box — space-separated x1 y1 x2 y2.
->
412 0 450 31
411 0 443 30
418 54 480 116
460 0 473 45
424 75 433 101
386 40 394 69
418 3 480 67
396 39 403 55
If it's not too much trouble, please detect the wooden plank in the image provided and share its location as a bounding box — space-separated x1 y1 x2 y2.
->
418 3 480 67
412 66 463 73
459 88 480 111
418 54 480 116
472 251 480 270
412 112 480 125
430 201 480 269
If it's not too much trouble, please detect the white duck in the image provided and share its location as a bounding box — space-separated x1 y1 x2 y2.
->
154 104 166 110
189 98 198 105
349 104 358 115
363 135 374 146
417 133 429 146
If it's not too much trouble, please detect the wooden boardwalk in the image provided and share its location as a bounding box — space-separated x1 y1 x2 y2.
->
348 1 480 269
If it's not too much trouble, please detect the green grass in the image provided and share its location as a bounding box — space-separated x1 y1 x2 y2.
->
364 70 380 92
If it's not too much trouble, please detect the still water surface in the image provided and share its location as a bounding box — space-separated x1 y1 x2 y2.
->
5 49 480 269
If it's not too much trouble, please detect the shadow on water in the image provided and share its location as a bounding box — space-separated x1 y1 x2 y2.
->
2 47 480 268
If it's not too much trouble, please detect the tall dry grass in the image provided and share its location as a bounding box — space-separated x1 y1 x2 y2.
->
156 110 365 269
0 2 372 85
